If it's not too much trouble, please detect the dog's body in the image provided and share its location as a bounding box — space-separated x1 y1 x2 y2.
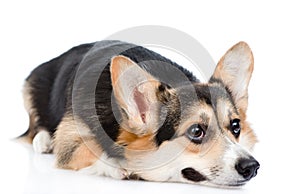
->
20 40 259 187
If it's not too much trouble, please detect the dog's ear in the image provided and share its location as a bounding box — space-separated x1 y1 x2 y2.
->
110 55 160 136
210 42 254 112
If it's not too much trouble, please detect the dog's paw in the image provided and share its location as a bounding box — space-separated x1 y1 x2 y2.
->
79 163 126 180
32 130 52 154
79 153 127 179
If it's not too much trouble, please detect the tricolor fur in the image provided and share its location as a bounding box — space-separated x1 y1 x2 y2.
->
19 40 259 187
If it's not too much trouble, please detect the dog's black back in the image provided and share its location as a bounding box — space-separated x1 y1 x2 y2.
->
25 41 198 151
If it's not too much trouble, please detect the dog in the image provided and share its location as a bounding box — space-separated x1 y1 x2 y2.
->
19 40 259 187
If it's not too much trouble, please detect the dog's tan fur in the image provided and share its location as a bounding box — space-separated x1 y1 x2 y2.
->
18 81 39 143
53 115 102 170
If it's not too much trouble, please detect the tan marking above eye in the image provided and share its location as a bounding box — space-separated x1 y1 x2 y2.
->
176 102 212 136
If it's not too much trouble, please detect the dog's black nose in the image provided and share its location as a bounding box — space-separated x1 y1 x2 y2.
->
235 158 260 180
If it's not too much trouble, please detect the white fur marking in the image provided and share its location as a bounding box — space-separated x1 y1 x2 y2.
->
32 130 52 154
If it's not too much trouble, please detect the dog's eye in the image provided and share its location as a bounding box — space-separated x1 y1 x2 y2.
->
186 124 206 144
230 119 241 138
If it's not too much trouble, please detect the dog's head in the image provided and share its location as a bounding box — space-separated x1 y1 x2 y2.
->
110 42 259 187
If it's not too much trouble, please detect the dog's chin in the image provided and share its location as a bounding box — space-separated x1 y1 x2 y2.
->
203 180 247 189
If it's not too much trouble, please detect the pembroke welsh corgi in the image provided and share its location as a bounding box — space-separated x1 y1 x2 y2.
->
19 40 259 187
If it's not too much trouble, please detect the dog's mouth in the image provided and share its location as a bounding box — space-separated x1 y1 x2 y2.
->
226 181 247 187
181 167 254 188
181 168 208 182
204 180 247 189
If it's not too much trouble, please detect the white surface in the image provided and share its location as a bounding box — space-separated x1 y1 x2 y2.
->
1 0 300 193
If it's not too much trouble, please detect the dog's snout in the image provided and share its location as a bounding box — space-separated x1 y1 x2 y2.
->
235 158 260 180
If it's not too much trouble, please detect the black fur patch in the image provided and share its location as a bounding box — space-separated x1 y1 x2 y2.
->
27 43 95 135
155 117 176 146
181 167 207 182
155 85 180 146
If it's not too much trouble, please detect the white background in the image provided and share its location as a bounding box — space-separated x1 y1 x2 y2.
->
1 0 299 193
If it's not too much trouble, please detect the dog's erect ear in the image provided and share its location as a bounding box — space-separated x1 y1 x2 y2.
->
210 42 254 111
110 55 160 136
